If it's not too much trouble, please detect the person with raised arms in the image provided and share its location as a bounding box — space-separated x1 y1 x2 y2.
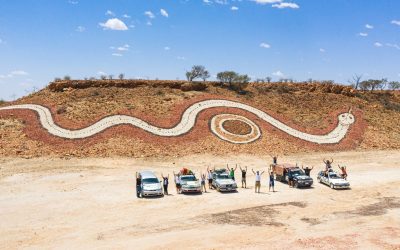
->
239 165 248 188
252 169 265 193
226 164 238 181
323 158 334 171
173 171 181 194
269 171 275 192
200 172 207 193
161 173 169 195
338 165 348 180
207 166 214 190
302 165 314 177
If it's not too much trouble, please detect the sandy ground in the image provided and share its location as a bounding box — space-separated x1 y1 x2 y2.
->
0 150 399 250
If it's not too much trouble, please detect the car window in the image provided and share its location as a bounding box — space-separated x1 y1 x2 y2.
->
290 170 304 176
329 174 340 179
142 178 159 184
217 174 230 179
181 176 196 181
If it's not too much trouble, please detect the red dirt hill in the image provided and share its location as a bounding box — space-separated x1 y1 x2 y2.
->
0 80 399 158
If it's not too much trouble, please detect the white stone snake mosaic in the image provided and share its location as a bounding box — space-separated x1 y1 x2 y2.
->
0 99 355 144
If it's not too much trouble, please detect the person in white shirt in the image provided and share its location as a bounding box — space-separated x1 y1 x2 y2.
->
252 169 265 193
173 171 181 194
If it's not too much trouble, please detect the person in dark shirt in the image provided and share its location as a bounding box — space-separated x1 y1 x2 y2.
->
269 171 275 192
136 172 142 198
287 169 294 188
270 155 278 165
239 165 247 188
302 166 314 177
161 173 169 195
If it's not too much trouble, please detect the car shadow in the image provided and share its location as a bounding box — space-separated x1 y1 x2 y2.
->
218 190 239 194
138 195 164 199
296 186 315 189
181 192 203 196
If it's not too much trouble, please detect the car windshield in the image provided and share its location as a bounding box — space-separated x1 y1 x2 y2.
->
181 176 196 181
217 174 230 179
214 169 227 174
142 178 159 184
290 170 304 176
329 173 340 179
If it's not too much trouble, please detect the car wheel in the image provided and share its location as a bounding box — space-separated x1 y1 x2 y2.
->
294 182 299 188
217 186 221 192
330 183 335 189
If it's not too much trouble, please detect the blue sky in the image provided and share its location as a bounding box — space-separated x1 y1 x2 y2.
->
0 0 399 100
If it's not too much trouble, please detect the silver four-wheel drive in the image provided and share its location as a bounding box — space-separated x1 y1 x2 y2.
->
212 169 237 192
139 171 164 198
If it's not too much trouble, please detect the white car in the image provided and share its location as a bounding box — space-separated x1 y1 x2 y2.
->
139 171 164 197
212 170 237 192
317 170 350 189
180 175 202 193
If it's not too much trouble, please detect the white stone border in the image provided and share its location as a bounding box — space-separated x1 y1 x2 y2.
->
0 100 355 144
210 114 261 144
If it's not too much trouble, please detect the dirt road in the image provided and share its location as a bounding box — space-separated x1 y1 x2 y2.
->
0 150 399 249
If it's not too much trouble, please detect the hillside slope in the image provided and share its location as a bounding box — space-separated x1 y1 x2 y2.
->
0 80 399 157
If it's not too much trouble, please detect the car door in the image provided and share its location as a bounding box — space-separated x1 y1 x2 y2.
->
320 172 326 184
212 173 216 187
325 175 331 185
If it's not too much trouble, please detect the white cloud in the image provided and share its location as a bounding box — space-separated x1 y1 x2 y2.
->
358 32 368 37
177 56 186 60
106 10 115 16
11 70 28 76
117 44 130 51
122 14 131 19
164 46 171 51
203 0 212 4
160 9 169 17
365 24 374 29
215 0 228 4
231 6 239 10
99 18 128 31
97 71 107 75
272 70 284 77
68 0 78 4
319 48 325 53
146 21 153 26
76 26 85 32
391 20 400 26
272 2 299 9
253 0 282 4
374 42 383 47
112 53 123 57
260 42 271 48
0 70 29 79
386 43 400 50
145 11 155 19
